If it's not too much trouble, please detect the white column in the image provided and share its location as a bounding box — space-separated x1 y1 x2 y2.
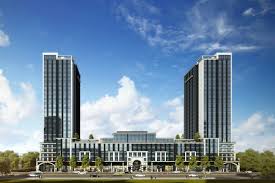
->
217 138 220 156
36 159 39 172
237 163 240 172
69 139 72 172
203 139 206 155
70 139 72 159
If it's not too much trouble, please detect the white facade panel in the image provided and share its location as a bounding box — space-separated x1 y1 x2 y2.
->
198 60 204 138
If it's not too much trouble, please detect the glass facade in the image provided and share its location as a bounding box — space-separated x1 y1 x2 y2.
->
42 53 80 161
70 131 176 163
184 53 232 143
184 65 199 139
40 131 235 166
203 54 231 142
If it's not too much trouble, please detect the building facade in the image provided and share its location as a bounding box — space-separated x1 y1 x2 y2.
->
38 52 238 172
184 52 234 161
41 52 80 163
184 52 232 142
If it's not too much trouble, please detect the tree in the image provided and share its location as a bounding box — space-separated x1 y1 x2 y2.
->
0 150 19 170
237 149 261 172
189 156 197 171
237 149 275 177
194 132 201 142
73 133 80 140
95 156 103 172
175 134 180 140
201 156 210 176
175 155 184 171
214 156 224 171
81 154 90 171
260 151 275 177
0 157 11 175
89 134 94 140
69 156 77 171
11 156 20 170
56 156 63 171
21 152 39 170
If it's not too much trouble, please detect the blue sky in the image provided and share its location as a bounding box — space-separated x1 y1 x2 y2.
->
0 0 275 153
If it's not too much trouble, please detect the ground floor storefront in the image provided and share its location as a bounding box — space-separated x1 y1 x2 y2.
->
37 160 239 173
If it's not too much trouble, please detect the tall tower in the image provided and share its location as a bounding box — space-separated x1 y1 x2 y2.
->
184 52 232 143
42 52 80 161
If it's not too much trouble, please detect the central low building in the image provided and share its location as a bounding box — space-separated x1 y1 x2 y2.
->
39 130 237 172
75 131 175 172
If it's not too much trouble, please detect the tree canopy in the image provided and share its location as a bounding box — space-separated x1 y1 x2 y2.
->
69 156 77 171
189 156 198 170
56 156 63 171
175 155 184 170
0 151 19 170
237 149 261 172
0 151 39 173
0 157 11 175
20 152 39 170
237 149 275 176
89 134 94 140
82 154 90 170
95 156 103 171
214 156 224 171
201 156 210 172
73 133 80 140
194 132 201 142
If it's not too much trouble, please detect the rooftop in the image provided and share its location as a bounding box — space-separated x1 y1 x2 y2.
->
197 52 232 63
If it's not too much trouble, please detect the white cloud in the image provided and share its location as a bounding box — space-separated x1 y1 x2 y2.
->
131 0 160 15
258 0 275 15
267 115 275 124
243 8 256 16
233 45 260 52
116 1 265 53
165 96 182 108
0 30 10 47
243 1 275 17
195 42 227 53
81 76 183 139
233 112 275 152
0 69 38 124
216 15 233 36
0 70 40 154
194 41 260 53
0 130 42 154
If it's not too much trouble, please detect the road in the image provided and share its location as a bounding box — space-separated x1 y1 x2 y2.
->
22 172 259 180
1 171 264 181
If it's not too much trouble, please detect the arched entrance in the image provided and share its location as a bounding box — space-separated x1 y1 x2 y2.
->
36 162 56 172
223 162 240 172
132 160 141 171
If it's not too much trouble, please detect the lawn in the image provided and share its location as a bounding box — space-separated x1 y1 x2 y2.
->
1 180 275 183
